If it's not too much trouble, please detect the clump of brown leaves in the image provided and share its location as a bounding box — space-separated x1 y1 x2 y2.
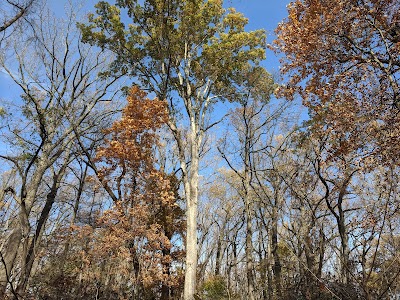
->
42 87 185 299
274 0 400 166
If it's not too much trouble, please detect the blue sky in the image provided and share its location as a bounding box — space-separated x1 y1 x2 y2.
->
0 0 294 173
230 1 290 72
49 0 291 72
0 0 294 147
1 0 292 119
5 0 292 102
1 0 290 94
0 0 292 128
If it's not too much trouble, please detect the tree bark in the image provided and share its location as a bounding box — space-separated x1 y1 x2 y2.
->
16 178 58 293
215 219 226 276
0 228 21 297
182 119 200 300
241 105 256 300
271 205 282 300
17 161 68 294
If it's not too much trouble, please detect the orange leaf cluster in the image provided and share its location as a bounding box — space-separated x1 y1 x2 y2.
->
274 0 400 165
70 87 184 297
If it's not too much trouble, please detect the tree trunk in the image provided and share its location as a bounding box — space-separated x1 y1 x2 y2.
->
0 227 21 297
183 126 200 300
244 191 255 300
243 107 255 300
17 173 61 294
161 247 172 300
337 177 351 285
271 205 282 300
183 181 198 300
215 219 227 277
215 235 222 276
318 227 325 279
338 214 350 285
232 235 238 295
257 221 268 300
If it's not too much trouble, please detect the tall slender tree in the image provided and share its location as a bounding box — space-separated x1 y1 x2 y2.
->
79 1 269 298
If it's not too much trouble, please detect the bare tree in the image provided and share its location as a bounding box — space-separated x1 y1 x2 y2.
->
0 0 35 41
0 4 121 296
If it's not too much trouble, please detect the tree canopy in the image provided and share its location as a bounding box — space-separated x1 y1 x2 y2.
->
0 1 399 299
274 0 400 163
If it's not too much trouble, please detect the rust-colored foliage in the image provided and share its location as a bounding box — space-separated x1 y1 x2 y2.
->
97 86 168 177
274 0 400 164
51 87 185 299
